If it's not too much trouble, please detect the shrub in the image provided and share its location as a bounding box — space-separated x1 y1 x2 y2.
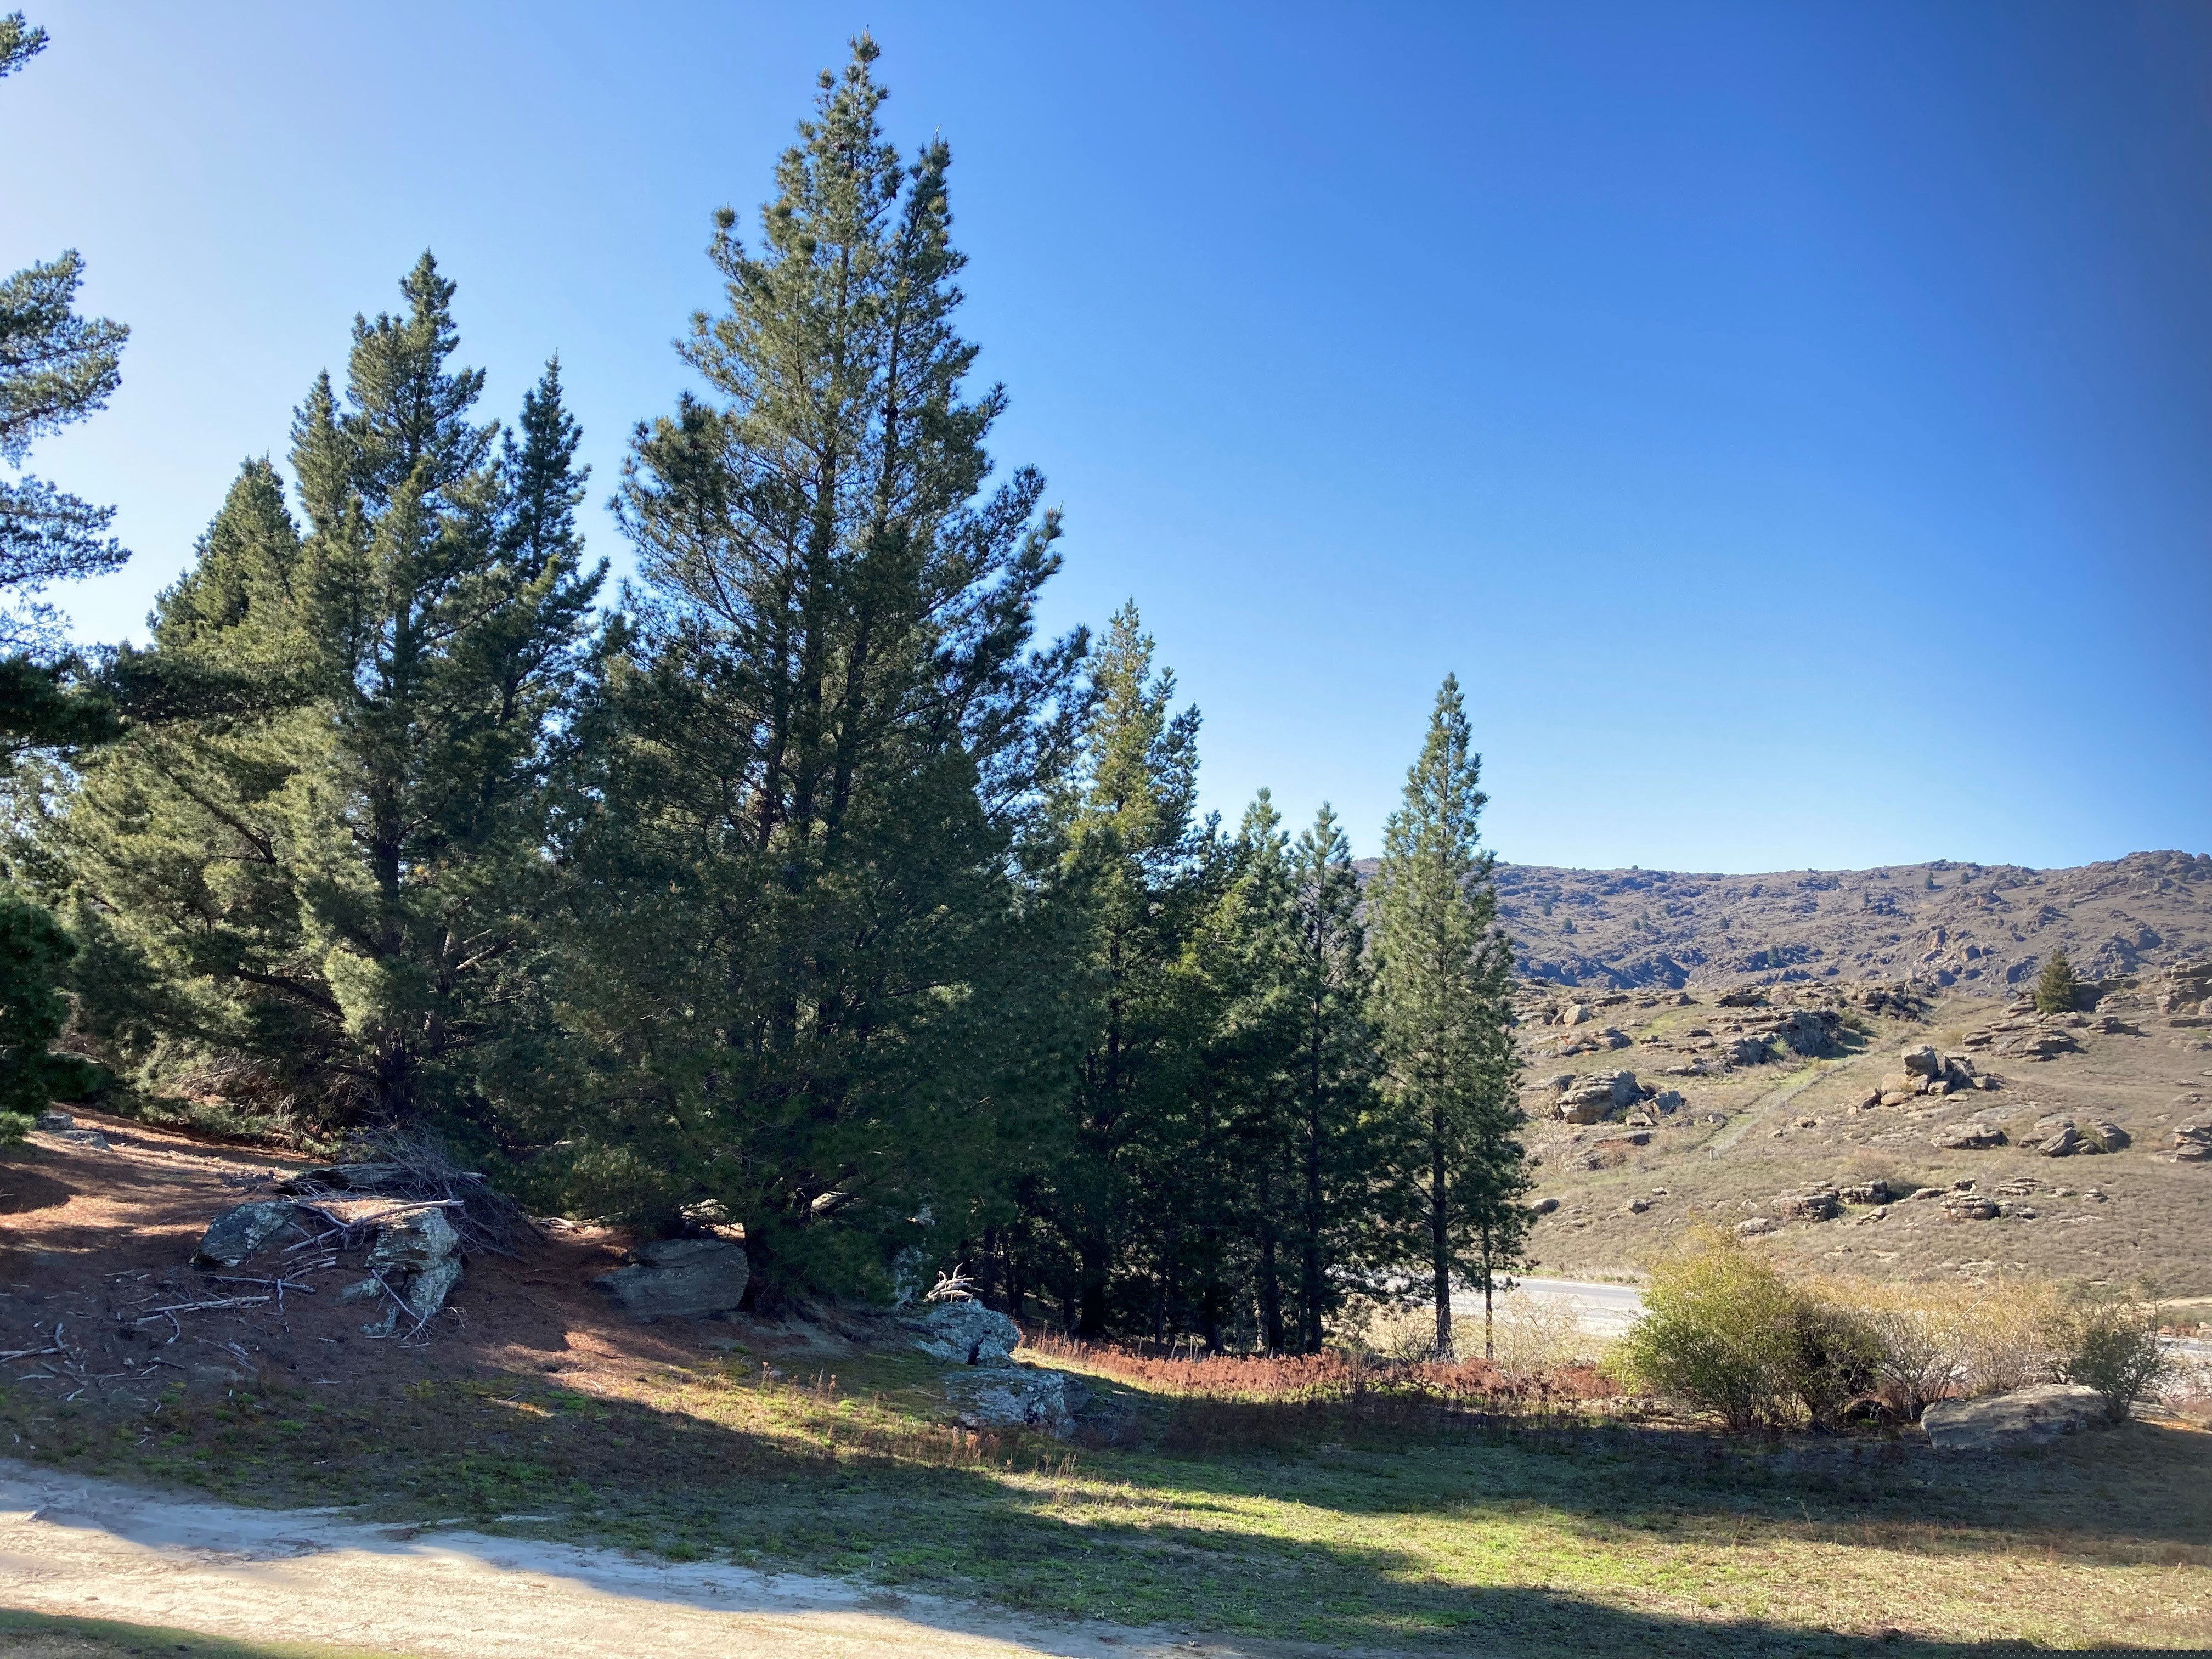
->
1786 1286 1884 1429
1608 1233 1807 1430
2058 1292 2172 1421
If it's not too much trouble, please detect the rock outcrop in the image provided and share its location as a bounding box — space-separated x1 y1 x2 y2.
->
1921 1384 2111 1450
591 1237 752 1319
909 1299 1023 1365
1931 1121 2007 1151
193 1201 298 1269
942 1366 1090 1437
1556 1071 1644 1124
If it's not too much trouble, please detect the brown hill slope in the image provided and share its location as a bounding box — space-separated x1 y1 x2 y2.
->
1456 848 2212 991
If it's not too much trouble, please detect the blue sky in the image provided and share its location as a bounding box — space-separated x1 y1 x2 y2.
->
8 2 2208 872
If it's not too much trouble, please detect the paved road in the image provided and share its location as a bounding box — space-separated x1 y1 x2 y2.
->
1451 1276 1644 1335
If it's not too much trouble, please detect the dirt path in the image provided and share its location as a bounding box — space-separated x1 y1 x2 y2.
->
0 1461 1230 1659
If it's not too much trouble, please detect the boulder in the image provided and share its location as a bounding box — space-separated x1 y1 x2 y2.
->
1716 986 1767 1008
1723 1036 1771 1066
1921 1384 2111 1451
2084 1119 2130 1152
32 1110 72 1131
1839 1181 1894 1205
1878 1071 1926 1096
910 1298 1023 1365
1931 1121 2006 1151
592 1237 752 1319
1595 1027 1633 1051
1557 1070 1640 1124
942 1365 1090 1438
2174 1121 2212 1162
1563 1003 1592 1026
1735 1216 1777 1236
1590 1131 1651 1154
2037 1124 2085 1158
193 1200 297 1269
1773 1190 1838 1223
1900 1045 1944 1077
1776 1009 1842 1057
1528 1197 1560 1216
1942 1193 2002 1222
367 1206 460 1273
55 1128 110 1149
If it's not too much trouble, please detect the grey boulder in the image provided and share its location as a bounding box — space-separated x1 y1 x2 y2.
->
1931 1121 2007 1150
910 1298 1023 1365
193 1201 297 1268
591 1237 752 1319
942 1365 1090 1438
1921 1384 2111 1451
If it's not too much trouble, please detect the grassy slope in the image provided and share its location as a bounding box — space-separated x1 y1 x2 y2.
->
1519 992 2212 1294
7 1345 2207 1656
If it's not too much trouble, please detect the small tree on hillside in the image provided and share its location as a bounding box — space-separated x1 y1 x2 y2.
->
2035 947 2082 1015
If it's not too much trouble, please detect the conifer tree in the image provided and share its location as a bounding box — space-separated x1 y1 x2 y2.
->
1369 675 1530 1358
2035 947 2082 1015
1026 603 1212 1335
1286 802 1387 1351
1 10 132 754
63 263 601 1131
554 38 1086 1302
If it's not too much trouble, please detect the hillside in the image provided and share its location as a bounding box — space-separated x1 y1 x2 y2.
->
1476 848 2212 991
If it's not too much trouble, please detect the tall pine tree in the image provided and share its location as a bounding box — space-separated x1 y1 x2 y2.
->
550 38 1086 1303
1369 675 1530 1359
62 261 601 1133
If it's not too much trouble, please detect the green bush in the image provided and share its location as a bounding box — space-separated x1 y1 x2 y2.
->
2059 1293 2171 1421
1608 1233 1809 1430
0 888 102 1122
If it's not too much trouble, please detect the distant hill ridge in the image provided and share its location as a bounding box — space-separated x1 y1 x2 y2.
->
1355 849 2212 994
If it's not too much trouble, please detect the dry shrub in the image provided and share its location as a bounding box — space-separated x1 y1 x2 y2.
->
1489 1290 1606 1378
1018 1330 1609 1451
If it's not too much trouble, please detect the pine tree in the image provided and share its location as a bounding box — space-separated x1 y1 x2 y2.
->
553 38 1086 1303
1 9 131 755
62 262 602 1132
1286 802 1388 1351
1369 675 1530 1359
1026 603 1212 1335
2035 947 2082 1016
0 885 99 1138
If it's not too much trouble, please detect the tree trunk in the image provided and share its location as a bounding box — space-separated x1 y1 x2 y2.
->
1430 1100 1452 1360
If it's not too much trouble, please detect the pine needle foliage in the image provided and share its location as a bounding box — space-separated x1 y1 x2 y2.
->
544 37 1087 1303
1368 675 1530 1359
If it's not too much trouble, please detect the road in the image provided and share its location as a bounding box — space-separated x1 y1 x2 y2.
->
1449 1277 2212 1364
0 1462 1232 1659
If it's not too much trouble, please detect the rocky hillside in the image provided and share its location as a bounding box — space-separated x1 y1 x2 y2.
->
1474 849 2212 993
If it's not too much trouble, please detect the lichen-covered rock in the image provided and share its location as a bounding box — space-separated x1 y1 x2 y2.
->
367 1206 459 1273
193 1201 297 1268
1931 1121 2006 1151
910 1299 1022 1365
591 1237 751 1319
1921 1384 2109 1450
941 1365 1090 1437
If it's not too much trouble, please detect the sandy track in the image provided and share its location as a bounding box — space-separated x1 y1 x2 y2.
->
0 1460 1227 1659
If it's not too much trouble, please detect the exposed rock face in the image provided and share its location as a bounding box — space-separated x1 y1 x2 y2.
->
1839 1180 1894 1205
359 1206 465 1331
1557 1070 1643 1124
1931 1121 2007 1151
1487 850 2212 991
1723 1035 1771 1066
942 1366 1090 1438
2033 1116 2131 1156
591 1237 751 1319
1773 1190 1838 1223
1921 1384 2111 1450
1942 1193 2003 1222
910 1299 1023 1365
193 1201 297 1269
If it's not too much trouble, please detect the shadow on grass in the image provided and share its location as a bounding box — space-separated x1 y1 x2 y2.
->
10 1348 2205 1658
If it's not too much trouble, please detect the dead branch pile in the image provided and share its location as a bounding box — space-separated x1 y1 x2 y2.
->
275 1127 531 1257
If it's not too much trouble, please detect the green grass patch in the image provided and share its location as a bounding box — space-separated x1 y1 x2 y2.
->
6 1350 2209 1656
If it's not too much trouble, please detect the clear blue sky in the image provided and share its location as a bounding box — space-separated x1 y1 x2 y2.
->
8 2 2208 872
